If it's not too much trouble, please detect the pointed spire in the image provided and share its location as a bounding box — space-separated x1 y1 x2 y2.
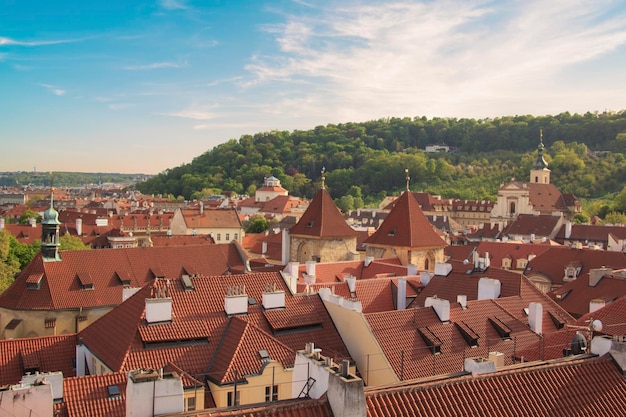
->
405 168 410 192
534 129 548 170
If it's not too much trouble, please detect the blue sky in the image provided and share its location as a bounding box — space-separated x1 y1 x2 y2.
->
1 0 626 175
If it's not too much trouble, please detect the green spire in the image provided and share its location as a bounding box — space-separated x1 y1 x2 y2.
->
533 129 549 170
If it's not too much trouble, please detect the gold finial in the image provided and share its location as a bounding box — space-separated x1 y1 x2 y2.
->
321 166 326 190
540 128 543 144
405 168 410 192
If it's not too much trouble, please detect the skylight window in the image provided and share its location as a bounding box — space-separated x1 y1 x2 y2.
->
107 385 121 400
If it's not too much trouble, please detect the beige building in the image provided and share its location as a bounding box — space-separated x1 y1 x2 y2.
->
170 206 244 243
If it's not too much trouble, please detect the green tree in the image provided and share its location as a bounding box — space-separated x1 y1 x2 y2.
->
604 211 626 225
59 233 89 251
572 213 590 224
18 210 42 225
244 215 269 233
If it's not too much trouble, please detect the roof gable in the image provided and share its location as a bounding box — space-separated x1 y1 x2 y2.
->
289 189 356 238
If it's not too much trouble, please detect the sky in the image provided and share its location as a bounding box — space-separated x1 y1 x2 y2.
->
1 0 626 175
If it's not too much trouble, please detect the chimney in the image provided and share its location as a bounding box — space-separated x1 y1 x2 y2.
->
397 277 406 310
126 369 184 417
425 297 450 322
434 262 452 276
281 228 290 265
528 302 543 334
464 357 496 376
489 351 504 368
145 279 172 323
326 360 366 417
589 299 606 313
589 267 612 287
477 278 501 300
457 294 467 309
565 221 572 239
0 217 4 230
21 371 64 402
345 275 357 297
76 218 83 236
224 285 248 315
364 256 374 267
306 260 316 277
199 201 204 215
407 263 418 276
29 217 37 227
262 282 285 309
420 271 434 286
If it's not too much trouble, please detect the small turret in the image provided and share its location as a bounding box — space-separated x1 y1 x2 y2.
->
41 182 61 262
530 129 551 184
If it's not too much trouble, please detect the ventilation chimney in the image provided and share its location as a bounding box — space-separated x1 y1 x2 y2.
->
420 271 434 286
407 264 418 276
145 280 172 324
364 256 374 267
528 302 543 334
397 277 407 310
224 285 248 315
489 351 504 368
589 267 612 287
306 260 317 277
457 294 467 309
345 275 356 297
281 228 290 265
425 297 450 322
589 299 606 313
565 221 572 239
477 278 501 300
464 357 496 376
75 218 82 236
126 369 184 417
434 262 452 276
262 282 285 310
29 217 36 227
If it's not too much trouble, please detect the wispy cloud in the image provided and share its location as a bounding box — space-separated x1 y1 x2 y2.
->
108 103 134 111
124 61 188 70
39 83 66 96
158 0 189 10
0 36 82 47
162 108 218 120
244 0 626 119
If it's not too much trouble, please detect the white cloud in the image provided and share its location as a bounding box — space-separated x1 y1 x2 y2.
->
163 108 218 120
124 61 188 70
158 0 189 10
244 0 626 120
0 36 81 46
39 83 66 96
109 103 134 111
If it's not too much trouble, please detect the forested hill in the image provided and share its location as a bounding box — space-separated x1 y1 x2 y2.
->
137 111 626 203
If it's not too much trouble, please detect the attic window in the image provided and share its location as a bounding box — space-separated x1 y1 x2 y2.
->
548 311 565 329
488 317 512 340
78 272 94 290
116 271 131 286
306 221 315 228
258 349 270 361
181 274 194 291
418 327 442 355
555 290 570 300
26 273 43 290
107 385 121 400
455 321 480 347
44 318 57 329
388 228 397 237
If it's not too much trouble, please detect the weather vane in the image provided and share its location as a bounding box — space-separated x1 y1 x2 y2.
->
321 166 326 189
405 168 410 192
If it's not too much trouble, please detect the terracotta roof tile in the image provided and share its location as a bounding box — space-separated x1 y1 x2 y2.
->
62 372 127 417
289 189 356 238
549 273 626 317
365 191 446 249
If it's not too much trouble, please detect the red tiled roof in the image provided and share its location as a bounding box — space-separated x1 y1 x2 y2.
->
549 273 626 318
181 208 242 229
62 372 127 417
0 243 247 311
0 334 77 385
502 214 561 238
150 234 215 246
194 398 333 417
78 271 350 382
289 189 357 238
365 191 447 249
365 355 626 417
554 223 626 243
577 295 626 336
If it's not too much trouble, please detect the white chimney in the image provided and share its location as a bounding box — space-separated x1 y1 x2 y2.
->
345 275 356 295
434 263 452 276
29 217 36 227
407 264 418 276
76 218 83 236
397 277 407 310
420 271 434 286
364 256 374 267
126 369 184 417
306 260 316 277
464 357 496 376
528 302 543 334
0 218 4 230
281 228 290 265
478 278 501 300
145 297 172 324
262 283 285 309
21 371 64 401
565 221 572 239
224 285 248 315
457 294 467 309
425 297 450 322
589 299 606 313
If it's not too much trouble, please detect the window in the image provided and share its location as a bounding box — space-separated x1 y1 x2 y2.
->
217 234 221 241
234 233 238 241
226 233 230 241
509 201 516 215
185 396 196 411
265 385 278 402
227 391 240 407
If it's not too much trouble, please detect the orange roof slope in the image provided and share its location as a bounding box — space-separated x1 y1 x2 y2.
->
365 355 626 417
289 189 356 238
61 372 127 417
0 244 246 311
365 191 446 249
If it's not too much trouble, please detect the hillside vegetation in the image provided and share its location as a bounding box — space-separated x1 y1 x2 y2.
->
137 111 626 205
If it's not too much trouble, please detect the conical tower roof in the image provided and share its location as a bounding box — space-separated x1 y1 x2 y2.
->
289 188 356 238
364 191 446 248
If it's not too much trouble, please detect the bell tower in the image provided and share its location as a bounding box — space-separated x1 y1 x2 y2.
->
530 129 551 184
41 179 61 261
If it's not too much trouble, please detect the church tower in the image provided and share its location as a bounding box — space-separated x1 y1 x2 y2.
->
41 188 61 261
530 129 550 184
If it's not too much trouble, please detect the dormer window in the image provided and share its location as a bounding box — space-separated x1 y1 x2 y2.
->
306 221 315 228
388 228 397 236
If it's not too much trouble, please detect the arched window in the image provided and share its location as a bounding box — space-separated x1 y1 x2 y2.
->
510 202 516 215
